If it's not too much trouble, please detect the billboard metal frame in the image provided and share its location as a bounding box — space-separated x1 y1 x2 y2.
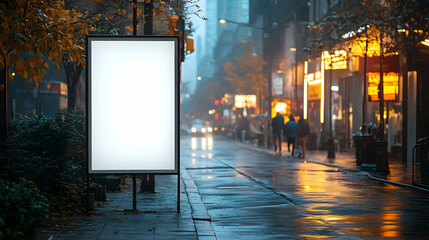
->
85 35 181 212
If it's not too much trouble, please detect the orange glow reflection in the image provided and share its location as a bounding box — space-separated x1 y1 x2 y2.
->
380 205 401 238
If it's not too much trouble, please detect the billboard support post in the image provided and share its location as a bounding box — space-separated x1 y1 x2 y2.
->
132 182 136 210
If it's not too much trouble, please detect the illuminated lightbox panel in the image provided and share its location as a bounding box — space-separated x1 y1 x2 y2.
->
87 36 179 174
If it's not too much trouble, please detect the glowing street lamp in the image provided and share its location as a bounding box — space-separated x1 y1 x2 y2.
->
217 18 264 30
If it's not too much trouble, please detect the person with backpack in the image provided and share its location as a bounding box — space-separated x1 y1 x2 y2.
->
297 117 310 158
283 114 299 157
271 112 284 154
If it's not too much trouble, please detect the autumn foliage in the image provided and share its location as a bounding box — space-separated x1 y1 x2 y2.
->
223 39 266 95
0 0 94 88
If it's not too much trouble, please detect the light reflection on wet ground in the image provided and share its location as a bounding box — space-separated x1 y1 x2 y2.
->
181 136 429 239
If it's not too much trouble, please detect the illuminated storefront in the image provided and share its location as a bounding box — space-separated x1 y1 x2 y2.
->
368 72 399 102
303 50 350 149
303 59 323 126
234 95 257 109
271 99 291 120
356 55 402 152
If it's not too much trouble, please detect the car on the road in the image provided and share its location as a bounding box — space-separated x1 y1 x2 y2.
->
190 123 213 136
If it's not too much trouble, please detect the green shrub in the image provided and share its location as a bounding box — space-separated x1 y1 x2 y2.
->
0 111 87 216
0 179 49 239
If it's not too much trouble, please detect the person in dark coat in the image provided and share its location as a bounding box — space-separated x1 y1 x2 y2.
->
272 112 284 153
297 117 310 158
284 114 299 157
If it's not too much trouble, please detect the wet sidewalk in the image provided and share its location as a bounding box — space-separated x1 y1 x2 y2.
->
37 173 215 240
36 136 429 239
235 140 428 193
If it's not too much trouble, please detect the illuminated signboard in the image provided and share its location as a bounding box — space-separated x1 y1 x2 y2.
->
234 95 257 108
306 72 322 100
368 72 398 101
323 50 347 70
87 36 179 174
308 84 321 100
274 102 287 113
271 99 291 118
272 72 283 96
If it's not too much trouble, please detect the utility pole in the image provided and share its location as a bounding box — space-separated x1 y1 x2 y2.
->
327 59 335 159
141 0 156 193
132 0 138 211
375 31 389 173
263 12 273 149
362 37 368 132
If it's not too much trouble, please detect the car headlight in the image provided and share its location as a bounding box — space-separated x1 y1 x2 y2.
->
191 127 197 133
201 128 206 133
207 127 213 132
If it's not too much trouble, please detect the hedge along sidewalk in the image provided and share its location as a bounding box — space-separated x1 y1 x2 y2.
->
37 175 199 240
0 179 49 240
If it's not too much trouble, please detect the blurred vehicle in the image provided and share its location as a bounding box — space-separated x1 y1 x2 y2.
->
190 122 213 136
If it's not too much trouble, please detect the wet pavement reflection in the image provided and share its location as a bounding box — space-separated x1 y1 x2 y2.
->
181 136 429 239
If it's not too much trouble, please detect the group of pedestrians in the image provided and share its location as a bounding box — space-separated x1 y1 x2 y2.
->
272 113 310 158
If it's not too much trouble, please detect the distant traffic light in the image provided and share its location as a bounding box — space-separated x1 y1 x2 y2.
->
186 38 194 53
215 100 219 105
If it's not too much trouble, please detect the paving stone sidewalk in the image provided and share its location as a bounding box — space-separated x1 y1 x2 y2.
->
37 173 215 240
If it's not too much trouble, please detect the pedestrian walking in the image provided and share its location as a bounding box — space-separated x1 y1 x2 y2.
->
284 114 299 157
297 117 310 158
272 112 284 154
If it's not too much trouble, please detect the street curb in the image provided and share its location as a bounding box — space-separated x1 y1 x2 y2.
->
232 141 429 193
181 168 216 239
32 230 53 240
363 172 429 192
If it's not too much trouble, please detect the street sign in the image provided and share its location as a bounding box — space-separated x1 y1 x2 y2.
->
86 36 179 174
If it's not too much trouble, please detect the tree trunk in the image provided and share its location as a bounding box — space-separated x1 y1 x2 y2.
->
65 62 83 113
0 61 7 143
0 62 7 178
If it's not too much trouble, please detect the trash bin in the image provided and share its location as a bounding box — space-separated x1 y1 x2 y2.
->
353 133 376 167
414 137 429 186
80 193 95 211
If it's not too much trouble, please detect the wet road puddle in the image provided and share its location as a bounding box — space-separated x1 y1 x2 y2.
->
216 186 252 189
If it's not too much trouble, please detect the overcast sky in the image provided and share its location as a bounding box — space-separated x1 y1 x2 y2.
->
181 0 206 93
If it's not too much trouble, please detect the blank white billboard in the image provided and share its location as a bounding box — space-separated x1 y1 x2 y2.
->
87 36 179 174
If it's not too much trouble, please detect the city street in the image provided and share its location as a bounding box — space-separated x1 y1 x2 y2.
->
2 1 429 240
181 135 429 239
37 135 429 239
